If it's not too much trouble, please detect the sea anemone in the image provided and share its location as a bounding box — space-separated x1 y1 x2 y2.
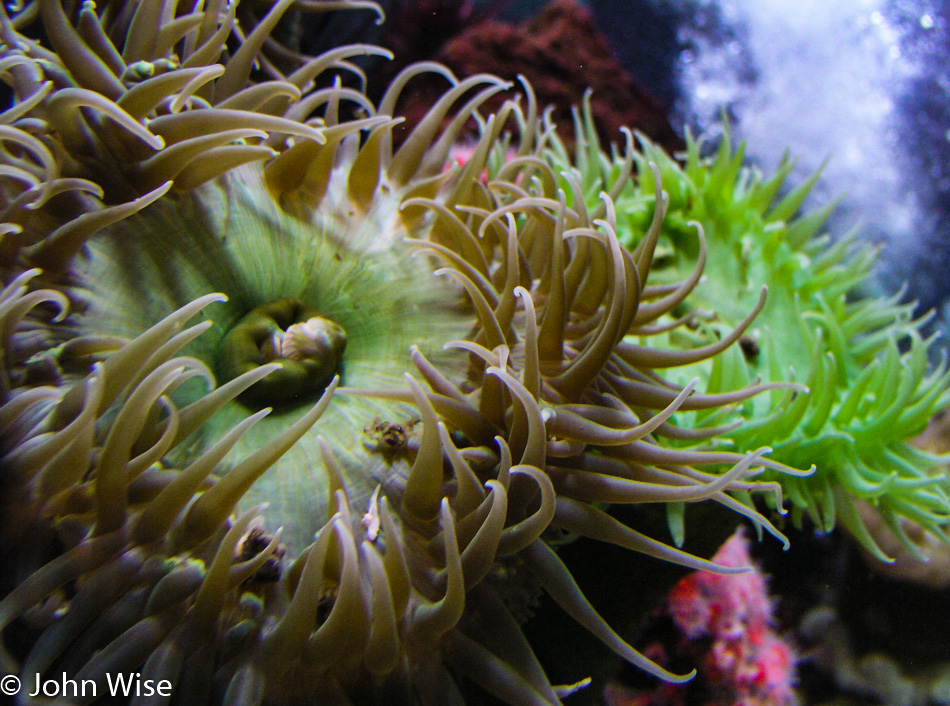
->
544 102 950 562
0 1 813 704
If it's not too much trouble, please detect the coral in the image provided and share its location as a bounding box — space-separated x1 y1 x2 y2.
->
385 0 683 154
0 0 808 704
605 530 797 706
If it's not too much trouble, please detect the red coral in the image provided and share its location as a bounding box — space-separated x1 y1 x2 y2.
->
440 0 683 152
381 0 683 154
667 572 711 639
606 530 798 706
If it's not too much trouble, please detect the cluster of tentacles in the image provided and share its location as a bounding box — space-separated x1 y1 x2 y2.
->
541 103 950 562
0 0 812 704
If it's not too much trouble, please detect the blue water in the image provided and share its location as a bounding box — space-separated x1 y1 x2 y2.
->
655 0 950 326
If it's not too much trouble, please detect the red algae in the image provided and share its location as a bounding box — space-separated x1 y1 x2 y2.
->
606 530 798 706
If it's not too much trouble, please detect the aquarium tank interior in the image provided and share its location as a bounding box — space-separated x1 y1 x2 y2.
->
1 0 949 704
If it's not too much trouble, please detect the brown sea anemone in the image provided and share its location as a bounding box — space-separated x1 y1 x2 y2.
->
0 1 809 703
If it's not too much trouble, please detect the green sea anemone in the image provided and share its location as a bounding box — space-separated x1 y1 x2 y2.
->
542 99 950 562
0 1 821 704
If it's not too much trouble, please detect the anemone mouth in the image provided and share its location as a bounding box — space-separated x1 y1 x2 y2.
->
217 297 347 409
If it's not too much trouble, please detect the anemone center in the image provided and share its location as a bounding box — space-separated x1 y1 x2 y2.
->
217 298 346 408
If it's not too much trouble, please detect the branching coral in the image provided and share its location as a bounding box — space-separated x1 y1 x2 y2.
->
541 100 950 562
0 1 831 705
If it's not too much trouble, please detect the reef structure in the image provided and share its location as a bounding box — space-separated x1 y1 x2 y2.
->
605 529 797 706
373 0 684 155
0 0 921 705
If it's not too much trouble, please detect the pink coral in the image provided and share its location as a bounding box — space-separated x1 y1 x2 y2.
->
606 530 798 706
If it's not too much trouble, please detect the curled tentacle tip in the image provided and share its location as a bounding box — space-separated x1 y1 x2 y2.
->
50 302 70 323
671 668 697 685
553 677 592 698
